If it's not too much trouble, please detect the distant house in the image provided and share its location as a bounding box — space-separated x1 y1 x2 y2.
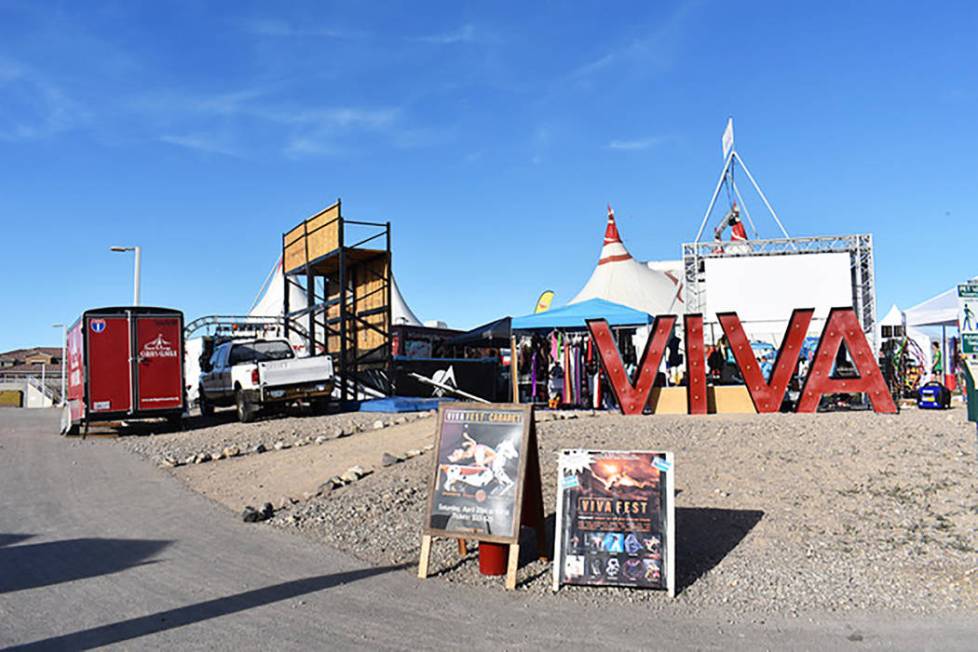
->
0 347 63 375
0 347 63 408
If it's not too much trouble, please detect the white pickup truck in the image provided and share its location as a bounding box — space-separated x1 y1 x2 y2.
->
198 339 334 422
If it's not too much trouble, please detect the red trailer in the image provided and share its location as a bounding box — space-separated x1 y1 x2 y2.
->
64 307 185 434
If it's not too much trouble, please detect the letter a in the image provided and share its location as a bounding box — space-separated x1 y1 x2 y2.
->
587 316 676 415
718 309 814 413
797 308 897 413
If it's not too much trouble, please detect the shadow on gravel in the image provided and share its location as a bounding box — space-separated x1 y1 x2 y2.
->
676 507 764 594
11 563 410 651
0 537 172 593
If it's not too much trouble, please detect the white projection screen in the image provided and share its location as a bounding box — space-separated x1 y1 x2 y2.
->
703 252 853 344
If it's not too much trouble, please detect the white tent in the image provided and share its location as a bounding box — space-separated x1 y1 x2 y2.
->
876 304 932 371
391 277 422 326
570 206 681 316
250 259 308 318
904 288 960 328
250 258 423 326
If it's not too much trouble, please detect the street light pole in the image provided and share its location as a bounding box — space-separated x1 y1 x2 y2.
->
111 245 142 306
51 323 66 406
133 245 141 306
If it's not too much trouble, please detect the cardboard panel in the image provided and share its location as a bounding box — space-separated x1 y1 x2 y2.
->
283 203 341 273
649 387 687 414
707 386 757 414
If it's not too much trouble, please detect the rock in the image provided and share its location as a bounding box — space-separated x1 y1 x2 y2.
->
242 506 261 522
295 439 308 447
395 416 407 425
373 420 385 430
193 453 211 464
382 452 403 467
301 490 321 501
404 449 422 459
274 441 290 451
315 436 327 445
337 427 353 438
339 465 370 483
260 502 275 519
279 496 297 510
423 444 434 451
327 476 346 488
224 445 241 458
253 443 267 454
212 451 224 461
317 481 335 496
160 456 179 468
184 455 196 465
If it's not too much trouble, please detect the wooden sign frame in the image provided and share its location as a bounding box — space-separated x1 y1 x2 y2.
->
418 402 546 590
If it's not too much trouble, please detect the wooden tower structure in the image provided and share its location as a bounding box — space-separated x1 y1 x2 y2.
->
282 199 393 401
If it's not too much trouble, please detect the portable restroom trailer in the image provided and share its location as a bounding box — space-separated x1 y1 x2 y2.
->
64 307 185 434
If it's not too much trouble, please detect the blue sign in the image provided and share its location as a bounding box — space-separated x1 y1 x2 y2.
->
90 319 106 333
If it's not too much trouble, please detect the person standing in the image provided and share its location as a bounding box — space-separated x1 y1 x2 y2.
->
932 341 943 382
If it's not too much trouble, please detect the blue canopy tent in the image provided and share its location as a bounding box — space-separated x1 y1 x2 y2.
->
511 298 651 331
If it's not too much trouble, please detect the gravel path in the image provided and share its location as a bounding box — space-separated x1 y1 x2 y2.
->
268 408 978 617
117 410 430 466
10 409 978 649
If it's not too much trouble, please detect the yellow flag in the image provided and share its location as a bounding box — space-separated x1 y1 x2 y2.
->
534 290 555 313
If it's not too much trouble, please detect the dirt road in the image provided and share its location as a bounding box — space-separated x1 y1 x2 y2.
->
1 409 975 650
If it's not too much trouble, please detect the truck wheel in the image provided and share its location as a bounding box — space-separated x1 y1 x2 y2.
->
199 389 214 417
236 390 257 423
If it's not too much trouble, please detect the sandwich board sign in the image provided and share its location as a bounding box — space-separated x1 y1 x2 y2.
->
958 283 978 355
418 403 546 589
553 449 675 597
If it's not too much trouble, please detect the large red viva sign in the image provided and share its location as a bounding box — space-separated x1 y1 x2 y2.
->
586 307 896 415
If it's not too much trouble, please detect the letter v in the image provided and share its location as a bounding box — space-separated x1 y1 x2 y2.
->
587 316 676 415
717 309 814 413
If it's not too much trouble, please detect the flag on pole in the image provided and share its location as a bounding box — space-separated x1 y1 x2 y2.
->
534 290 555 313
721 118 734 159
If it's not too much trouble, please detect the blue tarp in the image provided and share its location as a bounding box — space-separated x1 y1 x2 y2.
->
511 298 651 331
358 397 450 412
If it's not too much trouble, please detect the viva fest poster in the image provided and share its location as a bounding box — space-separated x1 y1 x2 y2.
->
427 407 526 540
553 450 675 596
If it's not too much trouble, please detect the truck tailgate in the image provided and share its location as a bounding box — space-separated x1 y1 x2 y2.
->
260 356 333 388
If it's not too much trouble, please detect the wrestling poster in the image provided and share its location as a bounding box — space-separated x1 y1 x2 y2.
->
425 404 531 542
553 449 675 596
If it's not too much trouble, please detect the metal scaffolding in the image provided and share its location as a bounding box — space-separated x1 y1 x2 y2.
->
682 234 878 337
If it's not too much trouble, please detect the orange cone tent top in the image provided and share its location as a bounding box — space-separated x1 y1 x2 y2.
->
569 206 680 316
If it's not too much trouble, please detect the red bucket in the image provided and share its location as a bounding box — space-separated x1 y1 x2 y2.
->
478 542 509 576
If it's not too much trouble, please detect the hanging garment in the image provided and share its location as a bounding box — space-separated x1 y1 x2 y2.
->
531 351 537 401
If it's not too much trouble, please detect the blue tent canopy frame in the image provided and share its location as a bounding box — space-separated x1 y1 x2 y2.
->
511 298 651 331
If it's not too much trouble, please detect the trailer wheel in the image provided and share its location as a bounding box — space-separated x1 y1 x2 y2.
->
199 388 214 417
236 390 257 423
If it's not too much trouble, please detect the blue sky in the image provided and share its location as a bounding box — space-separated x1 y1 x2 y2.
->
1 1 976 350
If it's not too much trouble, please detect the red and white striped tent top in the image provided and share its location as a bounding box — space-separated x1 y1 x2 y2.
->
569 206 681 316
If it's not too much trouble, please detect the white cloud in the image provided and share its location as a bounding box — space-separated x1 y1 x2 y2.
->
158 133 241 157
566 3 697 81
239 18 365 39
413 24 476 45
0 57 87 141
607 136 664 151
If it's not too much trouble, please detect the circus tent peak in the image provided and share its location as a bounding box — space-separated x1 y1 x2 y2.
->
569 206 682 316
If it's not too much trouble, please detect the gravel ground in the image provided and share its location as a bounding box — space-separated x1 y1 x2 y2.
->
266 408 978 617
117 410 429 465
